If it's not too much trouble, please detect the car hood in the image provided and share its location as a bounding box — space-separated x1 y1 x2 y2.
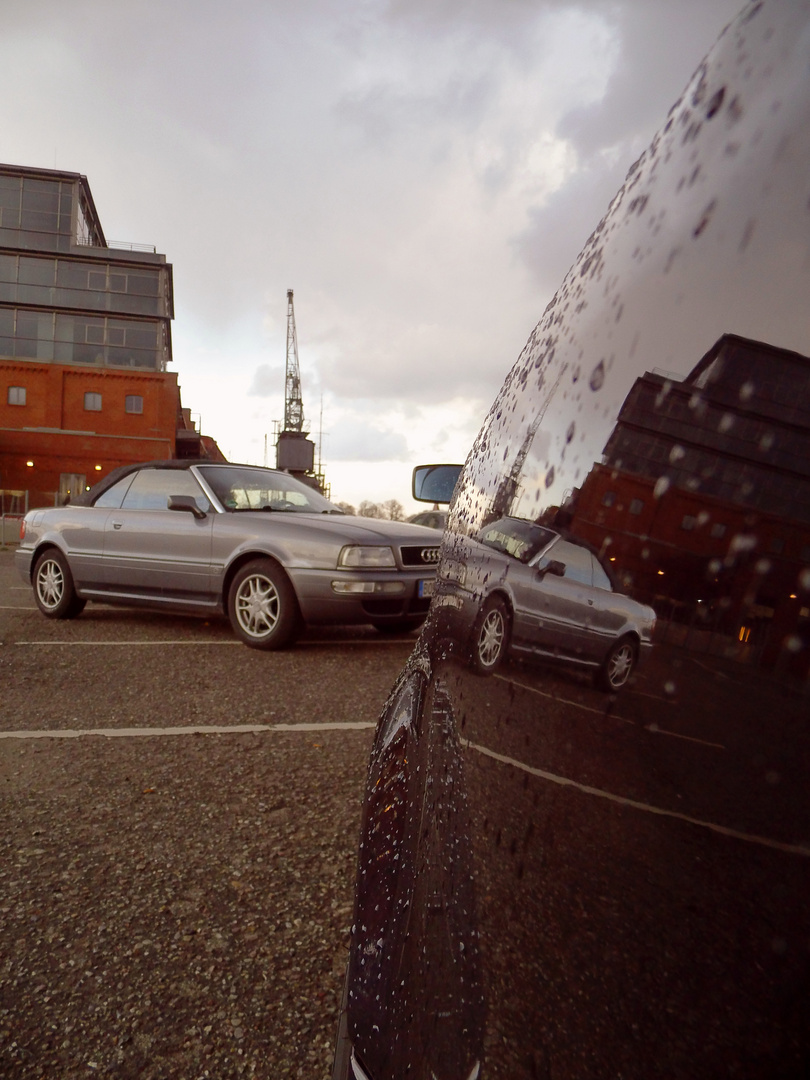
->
225 512 440 545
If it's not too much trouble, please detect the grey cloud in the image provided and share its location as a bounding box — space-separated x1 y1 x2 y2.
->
0 0 750 499
515 0 746 290
248 364 286 398
327 421 409 463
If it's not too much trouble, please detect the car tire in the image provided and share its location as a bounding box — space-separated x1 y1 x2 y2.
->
596 636 637 692
32 549 86 620
227 558 300 650
371 617 425 635
471 595 510 675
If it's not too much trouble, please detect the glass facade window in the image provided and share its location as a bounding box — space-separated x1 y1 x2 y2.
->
681 514 696 530
629 498 644 515
0 175 74 252
125 394 143 414
602 491 616 508
0 254 164 316
84 392 102 411
0 309 162 369
7 385 26 405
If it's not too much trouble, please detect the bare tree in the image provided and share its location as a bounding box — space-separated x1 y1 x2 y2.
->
358 500 383 518
335 501 356 515
380 499 405 521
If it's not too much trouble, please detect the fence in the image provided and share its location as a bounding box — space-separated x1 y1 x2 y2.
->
0 489 59 547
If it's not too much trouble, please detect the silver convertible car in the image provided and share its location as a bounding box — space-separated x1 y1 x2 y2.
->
434 515 656 690
15 461 441 648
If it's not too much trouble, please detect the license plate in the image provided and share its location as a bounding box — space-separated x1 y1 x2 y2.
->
418 579 435 598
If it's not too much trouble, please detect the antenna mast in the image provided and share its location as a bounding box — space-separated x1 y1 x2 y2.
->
284 289 304 432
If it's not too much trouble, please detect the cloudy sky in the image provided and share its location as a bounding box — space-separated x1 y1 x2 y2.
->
1 0 745 511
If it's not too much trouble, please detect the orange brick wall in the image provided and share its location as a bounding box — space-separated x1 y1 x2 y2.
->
0 358 182 499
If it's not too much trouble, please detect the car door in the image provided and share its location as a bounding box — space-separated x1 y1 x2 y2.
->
527 538 598 658
584 553 635 655
101 468 215 600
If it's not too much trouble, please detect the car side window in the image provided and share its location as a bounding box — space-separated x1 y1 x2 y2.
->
93 475 135 509
120 469 211 512
591 556 613 592
540 539 594 585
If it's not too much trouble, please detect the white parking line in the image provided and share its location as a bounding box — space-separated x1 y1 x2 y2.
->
464 738 809 859
0 722 376 740
495 672 725 750
645 724 725 750
15 639 243 646
11 637 412 647
495 673 627 720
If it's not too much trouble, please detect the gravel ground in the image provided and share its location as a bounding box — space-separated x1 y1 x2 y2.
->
0 548 408 1079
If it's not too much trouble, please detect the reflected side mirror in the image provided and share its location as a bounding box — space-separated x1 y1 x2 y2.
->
168 495 207 520
412 464 463 505
537 559 565 579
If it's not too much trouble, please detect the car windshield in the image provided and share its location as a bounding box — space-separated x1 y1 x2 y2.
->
197 465 340 513
476 517 556 564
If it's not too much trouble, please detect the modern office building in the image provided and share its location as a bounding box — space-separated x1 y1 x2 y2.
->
0 163 222 512
566 334 810 677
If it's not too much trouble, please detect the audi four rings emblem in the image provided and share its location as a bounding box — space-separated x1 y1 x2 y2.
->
421 547 441 563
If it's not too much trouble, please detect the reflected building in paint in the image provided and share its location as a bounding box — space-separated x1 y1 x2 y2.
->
566 334 810 681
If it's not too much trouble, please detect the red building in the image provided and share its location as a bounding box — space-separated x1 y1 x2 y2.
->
0 163 222 514
565 335 810 680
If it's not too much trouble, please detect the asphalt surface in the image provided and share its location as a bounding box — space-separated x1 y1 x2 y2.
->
0 547 414 1080
3 544 810 1079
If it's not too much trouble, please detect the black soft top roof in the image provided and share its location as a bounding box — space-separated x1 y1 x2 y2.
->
73 460 263 506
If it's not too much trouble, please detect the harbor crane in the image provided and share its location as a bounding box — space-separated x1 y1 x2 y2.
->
284 288 304 432
275 289 327 494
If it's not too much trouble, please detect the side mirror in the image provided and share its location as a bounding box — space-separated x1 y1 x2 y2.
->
538 559 565 579
412 464 463 505
168 495 207 520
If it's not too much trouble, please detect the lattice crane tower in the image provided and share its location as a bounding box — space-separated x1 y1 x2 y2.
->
284 288 305 432
276 289 320 486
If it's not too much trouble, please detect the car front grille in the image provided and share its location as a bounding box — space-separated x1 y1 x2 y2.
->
400 544 441 568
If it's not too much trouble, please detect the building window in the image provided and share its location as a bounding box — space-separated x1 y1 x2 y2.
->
84 391 102 411
7 385 26 405
629 498 644 515
710 522 726 539
681 514 697 531
601 491 616 508
125 394 143 414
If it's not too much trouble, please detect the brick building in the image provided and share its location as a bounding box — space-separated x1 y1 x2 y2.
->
565 334 810 678
0 163 222 513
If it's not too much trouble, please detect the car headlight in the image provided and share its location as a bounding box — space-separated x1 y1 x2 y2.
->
338 545 396 568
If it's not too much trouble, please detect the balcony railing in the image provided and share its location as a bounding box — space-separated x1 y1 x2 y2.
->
74 236 157 254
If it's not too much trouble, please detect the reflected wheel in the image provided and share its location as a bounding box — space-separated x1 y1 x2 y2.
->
597 636 637 692
471 595 510 675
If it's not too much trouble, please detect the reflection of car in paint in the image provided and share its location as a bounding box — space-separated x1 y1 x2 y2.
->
15 461 441 648
436 517 656 689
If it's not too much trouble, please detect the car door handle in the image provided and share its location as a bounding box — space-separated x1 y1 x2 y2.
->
112 520 123 530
